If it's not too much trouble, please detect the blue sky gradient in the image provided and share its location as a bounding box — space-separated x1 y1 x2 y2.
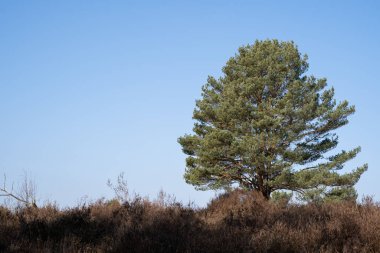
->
0 1 379 207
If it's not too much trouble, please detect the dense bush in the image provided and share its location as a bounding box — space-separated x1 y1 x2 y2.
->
1 191 380 252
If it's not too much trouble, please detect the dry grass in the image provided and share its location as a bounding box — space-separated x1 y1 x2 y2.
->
1 190 380 252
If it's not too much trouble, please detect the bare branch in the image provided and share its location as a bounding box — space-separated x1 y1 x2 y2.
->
0 173 38 207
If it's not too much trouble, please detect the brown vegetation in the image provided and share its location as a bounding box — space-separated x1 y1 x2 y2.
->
1 190 380 252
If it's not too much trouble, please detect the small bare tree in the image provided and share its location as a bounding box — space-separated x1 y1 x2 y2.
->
0 172 37 208
154 188 177 207
107 172 130 204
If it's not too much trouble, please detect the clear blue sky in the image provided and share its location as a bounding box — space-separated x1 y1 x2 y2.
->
0 1 379 207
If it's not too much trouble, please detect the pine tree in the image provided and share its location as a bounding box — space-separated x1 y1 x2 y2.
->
178 40 367 201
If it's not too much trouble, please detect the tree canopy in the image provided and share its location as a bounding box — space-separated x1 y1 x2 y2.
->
178 40 367 201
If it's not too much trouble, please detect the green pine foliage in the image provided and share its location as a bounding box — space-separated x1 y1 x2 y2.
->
178 39 367 200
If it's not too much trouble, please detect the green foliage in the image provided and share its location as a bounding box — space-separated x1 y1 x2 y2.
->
298 186 358 204
271 191 293 205
178 39 367 200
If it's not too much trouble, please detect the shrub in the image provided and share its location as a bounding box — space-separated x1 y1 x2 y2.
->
1 190 380 252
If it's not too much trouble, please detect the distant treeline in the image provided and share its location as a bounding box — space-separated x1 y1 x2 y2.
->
1 190 380 253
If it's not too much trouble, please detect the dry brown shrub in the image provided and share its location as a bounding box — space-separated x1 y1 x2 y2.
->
1 190 380 252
